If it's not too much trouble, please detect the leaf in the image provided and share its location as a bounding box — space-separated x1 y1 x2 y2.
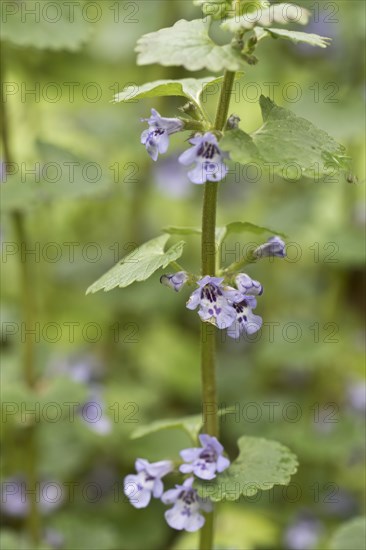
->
136 19 248 72
131 409 229 442
0 177 110 213
222 3 310 32
1 0 91 51
0 146 111 213
330 518 366 550
260 27 332 48
163 225 232 243
86 235 185 294
195 436 298 501
220 96 350 180
163 226 202 236
221 221 287 242
193 0 232 19
162 223 286 244
130 414 203 442
114 77 224 108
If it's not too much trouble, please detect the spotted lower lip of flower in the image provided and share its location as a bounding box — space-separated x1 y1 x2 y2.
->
253 236 286 259
124 458 173 509
160 271 188 292
179 434 230 480
161 477 212 532
227 296 263 339
186 276 244 329
178 132 228 184
141 108 183 161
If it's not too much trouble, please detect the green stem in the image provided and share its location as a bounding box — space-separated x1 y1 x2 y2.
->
13 212 41 549
13 213 37 389
199 70 235 550
1 58 41 545
223 256 255 276
214 70 236 133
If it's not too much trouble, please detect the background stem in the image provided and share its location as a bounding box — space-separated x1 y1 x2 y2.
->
1 59 42 545
199 70 235 550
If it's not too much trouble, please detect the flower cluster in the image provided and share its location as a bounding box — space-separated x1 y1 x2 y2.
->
187 274 263 337
160 236 286 337
141 109 228 184
124 434 230 532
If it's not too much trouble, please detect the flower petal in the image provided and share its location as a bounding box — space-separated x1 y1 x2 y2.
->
178 146 199 166
164 504 188 531
157 131 170 155
216 454 230 473
161 487 182 505
184 511 205 532
187 163 208 184
193 461 217 480
152 478 164 499
180 448 201 462
145 459 173 478
186 289 201 310
179 463 194 474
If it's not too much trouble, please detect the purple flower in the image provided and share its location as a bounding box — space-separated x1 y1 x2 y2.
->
141 109 183 161
254 236 286 259
80 386 112 436
226 274 263 339
160 271 189 292
186 276 244 329
179 434 230 480
227 296 263 339
346 381 366 414
284 514 323 550
235 273 263 296
162 477 212 532
124 458 173 509
0 477 63 518
178 132 228 184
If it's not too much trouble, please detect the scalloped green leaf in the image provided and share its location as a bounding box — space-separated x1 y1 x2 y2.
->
330 517 366 550
163 226 202 236
259 27 332 48
222 3 310 32
162 223 285 244
130 414 203 442
136 19 248 72
220 95 350 180
195 436 298 501
0 174 110 213
86 234 185 294
221 221 287 242
0 143 111 212
114 77 224 107
193 0 232 19
1 0 91 51
163 225 229 243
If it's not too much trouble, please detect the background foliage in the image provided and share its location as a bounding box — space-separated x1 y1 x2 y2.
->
1 1 365 548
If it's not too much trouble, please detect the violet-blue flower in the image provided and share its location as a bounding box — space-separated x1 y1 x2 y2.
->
161 477 212 532
235 273 263 296
226 274 263 339
160 271 188 292
186 276 244 329
179 434 230 480
141 109 183 161
227 296 263 339
178 132 228 184
124 458 173 509
254 236 286 259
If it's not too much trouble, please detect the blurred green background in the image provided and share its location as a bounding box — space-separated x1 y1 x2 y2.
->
1 1 365 549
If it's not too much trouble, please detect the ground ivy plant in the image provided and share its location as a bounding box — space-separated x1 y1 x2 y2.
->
87 1 350 548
